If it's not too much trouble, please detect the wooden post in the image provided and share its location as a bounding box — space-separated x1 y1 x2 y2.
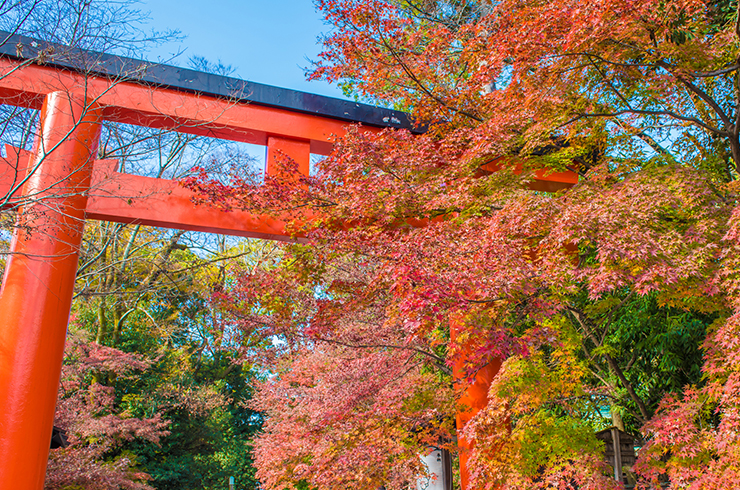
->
611 428 622 483
0 91 101 489
451 316 501 490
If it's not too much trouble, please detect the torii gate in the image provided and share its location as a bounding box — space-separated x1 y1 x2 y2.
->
0 32 577 490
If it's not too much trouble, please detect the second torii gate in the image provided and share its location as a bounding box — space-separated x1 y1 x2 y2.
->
0 32 577 490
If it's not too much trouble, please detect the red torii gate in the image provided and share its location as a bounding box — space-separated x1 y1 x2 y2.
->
0 32 577 490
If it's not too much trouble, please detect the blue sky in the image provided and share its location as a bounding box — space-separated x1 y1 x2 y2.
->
140 0 346 99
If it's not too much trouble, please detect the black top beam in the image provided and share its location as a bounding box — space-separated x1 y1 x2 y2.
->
0 31 419 131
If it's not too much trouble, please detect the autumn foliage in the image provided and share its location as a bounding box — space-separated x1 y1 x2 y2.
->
46 332 169 490
184 0 740 489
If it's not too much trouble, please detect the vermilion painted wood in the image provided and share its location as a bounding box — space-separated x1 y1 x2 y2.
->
451 319 503 490
0 91 101 489
0 58 352 155
455 360 502 490
0 146 573 242
0 141 310 241
266 136 311 178
480 157 578 193
85 158 299 242
0 146 32 207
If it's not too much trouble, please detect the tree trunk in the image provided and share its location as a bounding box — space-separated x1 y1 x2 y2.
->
112 302 123 346
95 296 108 344
611 407 625 431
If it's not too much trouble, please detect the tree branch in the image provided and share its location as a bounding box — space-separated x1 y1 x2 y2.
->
314 335 452 375
566 305 650 422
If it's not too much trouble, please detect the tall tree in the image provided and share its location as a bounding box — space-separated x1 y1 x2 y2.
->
186 0 740 488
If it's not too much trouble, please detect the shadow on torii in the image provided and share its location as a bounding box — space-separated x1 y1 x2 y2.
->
0 31 576 490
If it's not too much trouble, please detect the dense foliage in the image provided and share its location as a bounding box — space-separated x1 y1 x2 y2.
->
185 0 740 489
3 0 740 488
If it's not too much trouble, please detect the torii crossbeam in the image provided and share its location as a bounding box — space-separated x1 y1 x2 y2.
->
0 32 577 490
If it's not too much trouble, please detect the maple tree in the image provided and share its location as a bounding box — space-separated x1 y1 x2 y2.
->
45 329 169 490
184 0 740 489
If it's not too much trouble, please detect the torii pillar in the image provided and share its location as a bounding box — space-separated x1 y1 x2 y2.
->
0 91 101 488
452 318 502 490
